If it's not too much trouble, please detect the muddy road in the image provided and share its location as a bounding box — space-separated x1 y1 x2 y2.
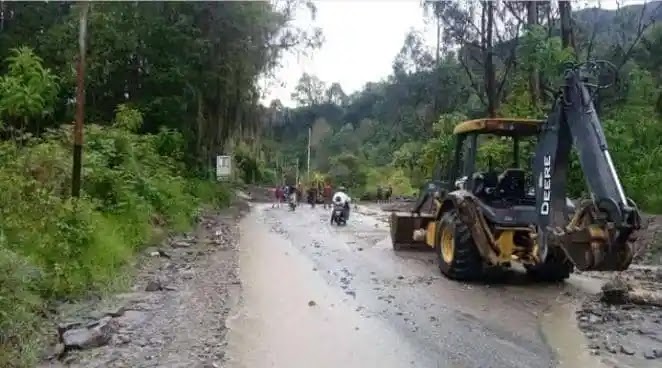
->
224 204 604 368
40 198 660 368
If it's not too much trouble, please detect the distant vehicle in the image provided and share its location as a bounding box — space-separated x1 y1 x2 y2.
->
330 203 346 226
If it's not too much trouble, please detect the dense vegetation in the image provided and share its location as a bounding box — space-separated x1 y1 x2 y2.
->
265 1 662 213
3 0 662 365
0 2 318 366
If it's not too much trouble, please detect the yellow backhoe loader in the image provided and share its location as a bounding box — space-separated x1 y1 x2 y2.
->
390 61 641 281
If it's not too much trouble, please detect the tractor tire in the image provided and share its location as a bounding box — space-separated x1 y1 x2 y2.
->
526 246 573 282
434 210 484 281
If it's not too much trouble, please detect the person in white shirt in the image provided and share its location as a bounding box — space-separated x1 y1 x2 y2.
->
332 186 351 219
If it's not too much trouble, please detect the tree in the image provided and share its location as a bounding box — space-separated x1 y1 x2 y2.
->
527 1 541 108
310 117 332 147
328 152 366 191
291 72 326 106
559 0 575 52
0 47 59 138
432 1 522 117
392 30 434 75
325 82 347 105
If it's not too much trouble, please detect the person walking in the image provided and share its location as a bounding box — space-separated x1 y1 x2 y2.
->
273 186 283 208
386 185 393 203
323 182 333 209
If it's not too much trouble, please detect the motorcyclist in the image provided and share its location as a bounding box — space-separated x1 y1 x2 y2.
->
332 186 351 220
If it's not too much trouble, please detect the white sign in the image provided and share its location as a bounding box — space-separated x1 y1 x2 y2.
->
216 155 231 181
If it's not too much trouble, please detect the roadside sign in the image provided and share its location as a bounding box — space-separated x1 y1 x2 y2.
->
216 155 231 181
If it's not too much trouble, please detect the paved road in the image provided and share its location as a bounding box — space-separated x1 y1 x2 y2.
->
224 203 605 368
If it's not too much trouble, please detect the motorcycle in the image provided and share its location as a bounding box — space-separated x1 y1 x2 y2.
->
330 203 347 226
288 192 298 211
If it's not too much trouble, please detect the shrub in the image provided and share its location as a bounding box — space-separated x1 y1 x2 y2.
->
0 109 231 366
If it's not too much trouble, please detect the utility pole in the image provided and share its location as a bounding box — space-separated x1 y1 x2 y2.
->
307 126 311 182
72 2 90 198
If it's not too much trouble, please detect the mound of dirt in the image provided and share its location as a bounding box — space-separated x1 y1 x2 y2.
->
632 214 662 266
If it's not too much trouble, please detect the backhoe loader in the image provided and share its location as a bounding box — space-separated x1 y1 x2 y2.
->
390 61 641 281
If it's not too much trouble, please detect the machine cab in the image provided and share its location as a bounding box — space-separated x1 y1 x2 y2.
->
449 118 543 208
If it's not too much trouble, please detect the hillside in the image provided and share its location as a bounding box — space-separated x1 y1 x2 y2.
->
260 2 662 213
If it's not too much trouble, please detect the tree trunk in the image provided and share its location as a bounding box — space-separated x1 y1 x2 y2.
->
527 1 540 110
559 1 575 53
433 14 441 127
485 1 497 118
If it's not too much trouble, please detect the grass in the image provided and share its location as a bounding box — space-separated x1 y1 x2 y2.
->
0 123 233 367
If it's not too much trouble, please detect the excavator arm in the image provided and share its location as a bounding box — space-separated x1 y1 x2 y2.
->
533 63 641 271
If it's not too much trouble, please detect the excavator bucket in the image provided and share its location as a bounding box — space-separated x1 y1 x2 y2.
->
390 212 435 251
555 227 634 271
551 202 637 271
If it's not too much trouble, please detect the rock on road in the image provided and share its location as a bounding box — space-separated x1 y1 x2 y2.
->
224 203 605 368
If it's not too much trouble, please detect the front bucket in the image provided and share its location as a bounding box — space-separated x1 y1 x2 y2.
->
390 212 435 251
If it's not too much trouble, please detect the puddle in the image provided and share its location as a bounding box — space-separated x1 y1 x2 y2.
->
540 298 605 368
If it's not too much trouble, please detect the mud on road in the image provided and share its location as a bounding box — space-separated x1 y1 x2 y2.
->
224 203 603 368
39 197 662 368
377 201 662 367
225 202 662 368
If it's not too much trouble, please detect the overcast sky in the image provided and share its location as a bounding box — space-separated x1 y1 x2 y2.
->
260 0 645 107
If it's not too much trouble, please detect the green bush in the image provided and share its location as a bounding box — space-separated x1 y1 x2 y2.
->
0 109 231 367
233 143 278 185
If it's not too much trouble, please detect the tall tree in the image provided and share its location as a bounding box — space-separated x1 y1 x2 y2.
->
559 0 575 52
291 72 327 106
527 1 541 108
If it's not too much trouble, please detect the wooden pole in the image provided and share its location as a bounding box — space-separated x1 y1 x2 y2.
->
72 2 90 198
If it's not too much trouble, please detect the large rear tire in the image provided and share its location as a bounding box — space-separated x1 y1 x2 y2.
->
435 210 484 281
525 246 573 282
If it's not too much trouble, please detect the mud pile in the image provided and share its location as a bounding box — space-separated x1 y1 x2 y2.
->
577 270 662 365
632 214 662 266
